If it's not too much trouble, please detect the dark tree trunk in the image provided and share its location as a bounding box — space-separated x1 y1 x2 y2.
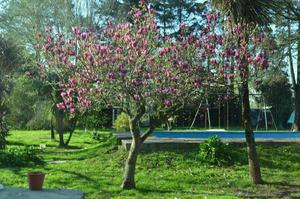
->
163 0 166 38
65 118 77 146
0 89 8 149
178 0 182 25
121 135 141 189
50 118 55 140
0 116 8 149
65 131 73 146
294 21 300 131
242 80 262 184
56 110 65 147
294 85 300 131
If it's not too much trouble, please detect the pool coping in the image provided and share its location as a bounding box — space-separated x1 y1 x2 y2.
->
114 131 300 145
120 138 300 151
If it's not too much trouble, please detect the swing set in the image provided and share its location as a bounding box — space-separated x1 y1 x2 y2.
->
189 93 277 131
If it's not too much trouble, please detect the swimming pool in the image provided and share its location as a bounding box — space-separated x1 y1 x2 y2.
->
152 131 300 139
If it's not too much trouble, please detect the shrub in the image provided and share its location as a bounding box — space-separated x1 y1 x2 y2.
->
77 109 112 129
199 136 232 166
90 131 113 143
0 146 43 167
113 112 130 132
91 131 102 141
26 101 51 130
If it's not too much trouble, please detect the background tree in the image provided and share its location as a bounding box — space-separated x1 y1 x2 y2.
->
97 0 206 36
0 0 98 146
97 0 140 23
277 0 300 131
211 0 279 184
256 69 292 127
0 36 22 148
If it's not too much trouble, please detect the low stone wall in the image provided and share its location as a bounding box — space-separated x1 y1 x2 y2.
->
121 138 300 151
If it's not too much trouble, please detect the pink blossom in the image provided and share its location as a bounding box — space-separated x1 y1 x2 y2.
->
133 95 141 101
131 79 141 86
57 103 66 110
164 99 173 107
133 10 142 18
107 72 115 79
115 47 122 54
206 13 213 23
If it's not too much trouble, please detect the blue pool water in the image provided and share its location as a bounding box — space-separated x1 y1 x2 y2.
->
152 131 300 139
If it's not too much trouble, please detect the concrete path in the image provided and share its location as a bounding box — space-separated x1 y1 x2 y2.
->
0 187 84 199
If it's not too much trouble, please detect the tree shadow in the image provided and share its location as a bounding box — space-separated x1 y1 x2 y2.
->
7 141 58 148
257 143 300 170
136 187 200 195
267 181 300 198
236 181 300 198
58 169 98 184
61 145 82 150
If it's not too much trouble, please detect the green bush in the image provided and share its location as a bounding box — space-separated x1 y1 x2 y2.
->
26 101 51 130
91 131 102 141
77 109 112 129
199 136 232 166
7 76 52 130
0 146 43 167
113 112 130 132
90 131 113 142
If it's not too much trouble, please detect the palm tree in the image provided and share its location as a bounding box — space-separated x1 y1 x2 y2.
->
211 0 280 184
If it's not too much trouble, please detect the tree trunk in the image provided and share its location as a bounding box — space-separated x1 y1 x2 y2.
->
0 115 8 149
242 80 262 184
294 85 300 131
50 118 55 140
65 130 74 146
294 20 300 131
56 110 65 147
65 118 77 146
121 135 141 189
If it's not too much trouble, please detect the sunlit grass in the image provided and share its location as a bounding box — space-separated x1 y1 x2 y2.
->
0 130 300 198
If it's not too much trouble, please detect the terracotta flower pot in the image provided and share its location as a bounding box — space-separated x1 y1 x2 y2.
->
28 172 45 191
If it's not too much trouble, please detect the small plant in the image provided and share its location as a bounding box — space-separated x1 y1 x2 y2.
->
113 112 130 132
0 146 43 167
199 136 232 166
91 131 102 141
91 131 113 143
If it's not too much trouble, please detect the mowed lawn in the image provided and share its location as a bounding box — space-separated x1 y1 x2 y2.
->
1 130 300 198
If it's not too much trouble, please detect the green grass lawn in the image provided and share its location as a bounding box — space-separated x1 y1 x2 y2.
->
1 130 300 198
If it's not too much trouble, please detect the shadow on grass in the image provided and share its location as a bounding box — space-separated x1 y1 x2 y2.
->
257 143 300 170
136 187 200 195
59 169 98 184
236 181 300 199
267 181 300 198
59 145 82 150
7 141 58 148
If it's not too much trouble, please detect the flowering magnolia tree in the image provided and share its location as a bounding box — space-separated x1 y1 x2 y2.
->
37 2 272 189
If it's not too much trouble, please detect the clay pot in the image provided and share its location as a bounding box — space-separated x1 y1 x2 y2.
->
28 172 45 191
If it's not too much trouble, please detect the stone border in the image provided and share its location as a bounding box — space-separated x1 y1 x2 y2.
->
121 138 300 151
